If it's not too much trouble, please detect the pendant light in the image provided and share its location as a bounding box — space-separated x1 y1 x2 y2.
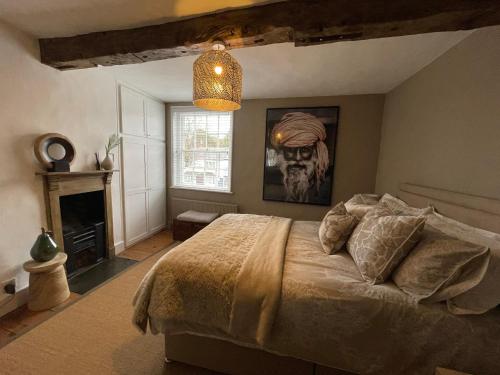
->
193 42 242 111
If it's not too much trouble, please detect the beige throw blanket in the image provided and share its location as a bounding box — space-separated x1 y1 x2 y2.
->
229 216 292 345
133 214 291 346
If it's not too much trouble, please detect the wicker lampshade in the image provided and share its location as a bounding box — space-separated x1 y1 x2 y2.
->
193 44 242 111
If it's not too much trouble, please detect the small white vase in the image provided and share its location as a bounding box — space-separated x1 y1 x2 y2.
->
101 154 114 170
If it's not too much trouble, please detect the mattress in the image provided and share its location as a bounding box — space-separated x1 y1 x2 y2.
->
267 221 500 374
134 215 500 375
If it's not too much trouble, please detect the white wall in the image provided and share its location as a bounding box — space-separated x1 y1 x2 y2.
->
0 21 124 314
376 26 500 199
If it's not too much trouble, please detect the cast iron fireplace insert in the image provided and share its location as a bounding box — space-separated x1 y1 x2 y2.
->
60 191 106 276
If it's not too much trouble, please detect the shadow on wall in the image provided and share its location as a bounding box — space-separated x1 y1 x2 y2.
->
3 132 46 205
19 133 43 173
0 20 39 60
17 133 49 226
0 133 48 313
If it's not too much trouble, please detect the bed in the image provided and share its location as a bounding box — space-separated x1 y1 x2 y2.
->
133 184 500 375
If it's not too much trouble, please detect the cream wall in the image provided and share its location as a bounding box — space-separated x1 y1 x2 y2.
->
376 26 500 198
0 21 124 313
168 95 385 221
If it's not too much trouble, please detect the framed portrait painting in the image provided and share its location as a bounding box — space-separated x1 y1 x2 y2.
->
262 106 339 206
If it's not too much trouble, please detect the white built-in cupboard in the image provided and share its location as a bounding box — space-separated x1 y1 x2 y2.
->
119 85 167 246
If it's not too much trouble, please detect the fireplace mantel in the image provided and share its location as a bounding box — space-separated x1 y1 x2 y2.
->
37 170 117 257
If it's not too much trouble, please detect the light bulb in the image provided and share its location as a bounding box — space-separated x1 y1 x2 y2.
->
214 66 223 75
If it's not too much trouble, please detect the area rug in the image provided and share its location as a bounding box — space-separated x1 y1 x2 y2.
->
0 242 217 375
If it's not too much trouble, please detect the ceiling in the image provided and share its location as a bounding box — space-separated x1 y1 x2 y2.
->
0 0 273 38
104 31 472 102
0 0 473 101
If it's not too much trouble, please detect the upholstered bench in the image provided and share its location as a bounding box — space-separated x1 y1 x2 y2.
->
173 210 219 241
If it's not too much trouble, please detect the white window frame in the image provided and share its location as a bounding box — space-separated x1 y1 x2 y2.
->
170 106 233 193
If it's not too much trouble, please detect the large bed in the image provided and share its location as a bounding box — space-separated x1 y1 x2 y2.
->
133 184 500 375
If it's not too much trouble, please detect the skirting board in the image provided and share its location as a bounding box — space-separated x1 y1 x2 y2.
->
0 287 29 318
114 241 125 255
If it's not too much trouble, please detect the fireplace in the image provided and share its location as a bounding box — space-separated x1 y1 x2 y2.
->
60 191 106 276
37 171 116 276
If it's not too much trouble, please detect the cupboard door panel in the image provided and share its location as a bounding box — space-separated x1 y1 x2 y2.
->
147 141 166 189
146 99 166 140
122 138 147 192
125 191 148 244
121 86 145 137
148 188 166 233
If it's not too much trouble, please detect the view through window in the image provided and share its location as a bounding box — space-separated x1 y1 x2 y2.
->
171 107 233 192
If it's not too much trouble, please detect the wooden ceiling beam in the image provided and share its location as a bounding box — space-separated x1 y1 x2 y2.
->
39 0 500 70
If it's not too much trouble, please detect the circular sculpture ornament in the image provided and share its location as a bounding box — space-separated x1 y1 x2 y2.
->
34 133 76 169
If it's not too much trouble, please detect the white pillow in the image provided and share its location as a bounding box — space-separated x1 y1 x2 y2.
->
392 226 490 302
379 193 434 216
426 212 500 314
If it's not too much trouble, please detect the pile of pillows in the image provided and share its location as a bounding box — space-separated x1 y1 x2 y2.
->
318 193 500 315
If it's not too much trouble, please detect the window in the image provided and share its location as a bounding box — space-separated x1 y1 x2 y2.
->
171 107 233 192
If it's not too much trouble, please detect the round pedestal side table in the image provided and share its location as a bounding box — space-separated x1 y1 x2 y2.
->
23 252 70 311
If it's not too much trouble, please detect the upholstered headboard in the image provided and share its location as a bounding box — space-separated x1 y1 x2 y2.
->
398 183 500 234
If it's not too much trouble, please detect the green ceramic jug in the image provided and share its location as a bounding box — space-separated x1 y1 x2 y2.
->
30 228 59 262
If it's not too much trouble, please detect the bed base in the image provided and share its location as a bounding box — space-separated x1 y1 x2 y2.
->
165 334 354 375
161 185 500 375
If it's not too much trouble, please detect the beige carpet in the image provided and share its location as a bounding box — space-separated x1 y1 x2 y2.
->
0 244 217 375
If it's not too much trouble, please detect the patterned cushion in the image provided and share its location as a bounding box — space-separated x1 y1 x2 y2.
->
379 193 434 216
393 226 490 302
319 202 359 255
345 194 381 220
347 204 425 284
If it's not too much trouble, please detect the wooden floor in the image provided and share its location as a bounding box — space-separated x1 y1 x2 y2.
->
0 230 173 349
0 293 81 348
118 230 174 261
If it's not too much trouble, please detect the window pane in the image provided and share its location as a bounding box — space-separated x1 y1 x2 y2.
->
195 172 204 185
207 133 218 149
206 116 219 133
172 108 232 192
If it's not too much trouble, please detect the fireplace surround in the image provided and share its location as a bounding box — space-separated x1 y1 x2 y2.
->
37 171 116 274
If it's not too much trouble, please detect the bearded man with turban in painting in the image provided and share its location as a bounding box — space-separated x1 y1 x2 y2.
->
270 112 329 202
